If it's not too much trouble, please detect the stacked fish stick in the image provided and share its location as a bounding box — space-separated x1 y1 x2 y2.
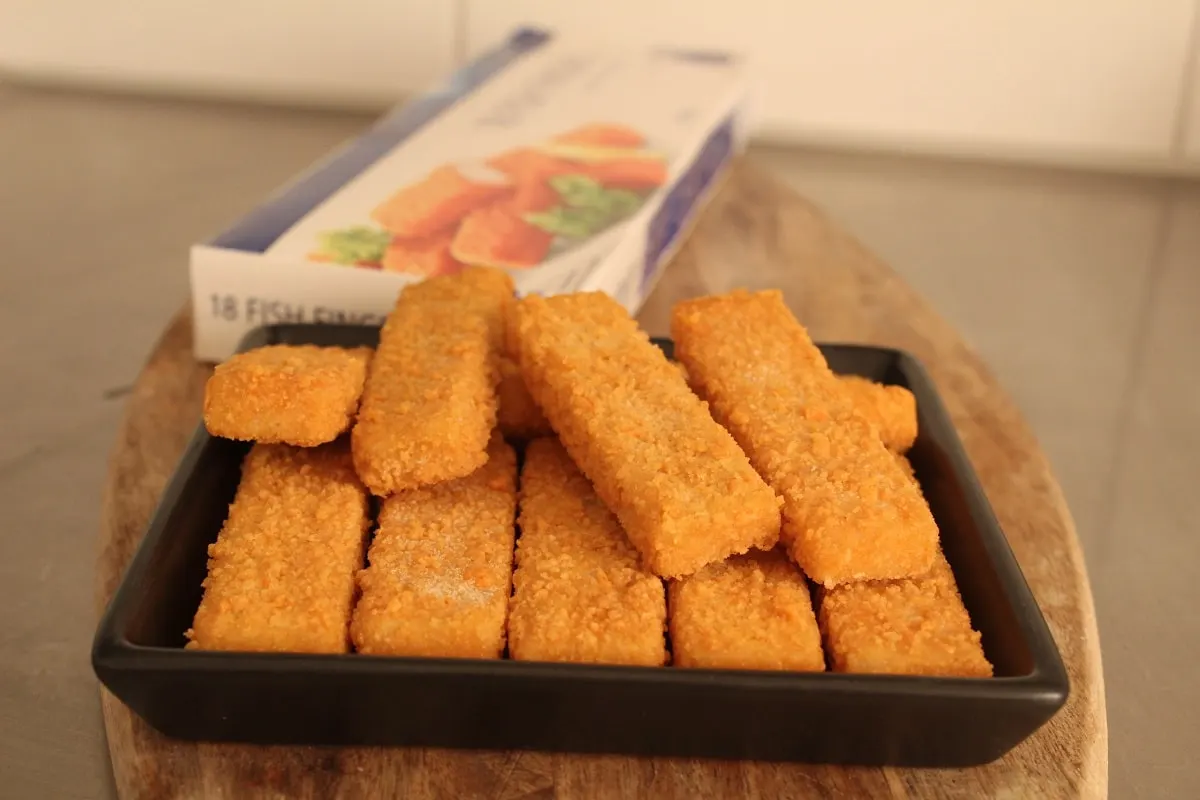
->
190 268 991 679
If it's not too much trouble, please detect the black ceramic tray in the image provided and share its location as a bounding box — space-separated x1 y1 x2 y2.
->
93 324 1068 766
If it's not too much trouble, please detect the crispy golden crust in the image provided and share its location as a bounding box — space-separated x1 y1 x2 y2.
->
669 548 824 671
819 550 993 678
496 356 552 441
513 292 781 578
186 442 369 653
350 436 518 658
203 345 371 446
509 439 667 666
671 290 937 587
839 375 918 453
352 267 513 495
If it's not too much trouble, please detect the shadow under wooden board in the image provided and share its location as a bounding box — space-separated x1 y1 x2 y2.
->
95 160 1106 799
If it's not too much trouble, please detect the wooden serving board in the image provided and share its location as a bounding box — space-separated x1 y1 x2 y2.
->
95 160 1107 799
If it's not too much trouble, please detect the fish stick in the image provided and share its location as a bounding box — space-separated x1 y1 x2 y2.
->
371 164 511 239
509 438 667 665
203 345 372 447
352 266 512 495
671 290 938 587
186 442 369 653
819 550 993 677
513 292 781 578
381 230 460 277
669 548 824 671
839 375 918 453
496 356 552 441
350 436 518 658
487 148 579 183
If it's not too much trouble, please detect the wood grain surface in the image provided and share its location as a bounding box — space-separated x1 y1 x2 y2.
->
95 160 1107 799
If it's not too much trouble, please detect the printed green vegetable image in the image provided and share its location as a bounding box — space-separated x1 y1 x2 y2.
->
313 226 391 265
524 175 645 240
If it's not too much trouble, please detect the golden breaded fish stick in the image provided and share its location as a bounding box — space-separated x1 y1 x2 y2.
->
186 442 369 653
496 356 552 441
203 345 371 447
671 290 937 587
819 550 993 677
350 437 518 658
509 438 667 665
839 375 917 453
513 292 781 579
352 266 513 495
669 548 824 671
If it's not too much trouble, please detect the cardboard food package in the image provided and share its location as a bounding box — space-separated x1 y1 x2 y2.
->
190 28 749 361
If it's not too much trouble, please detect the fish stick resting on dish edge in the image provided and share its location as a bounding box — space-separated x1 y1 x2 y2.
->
671 290 938 587
670 548 824 672
203 345 372 446
512 292 781 578
350 436 518 658
838 375 918 453
819 550 993 678
509 438 667 666
186 442 370 653
352 266 513 495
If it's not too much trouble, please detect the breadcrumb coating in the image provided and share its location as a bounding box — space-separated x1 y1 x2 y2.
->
671 290 937 587
509 438 667 665
203 345 371 446
839 375 918 453
352 267 513 495
819 550 993 678
512 292 781 578
350 436 518 658
496 356 552 441
186 442 369 653
669 548 824 671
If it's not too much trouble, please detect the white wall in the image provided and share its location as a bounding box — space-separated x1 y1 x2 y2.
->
0 0 457 106
468 1 1198 167
4 0 1200 170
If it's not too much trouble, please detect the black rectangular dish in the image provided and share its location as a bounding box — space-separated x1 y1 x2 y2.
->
93 324 1068 766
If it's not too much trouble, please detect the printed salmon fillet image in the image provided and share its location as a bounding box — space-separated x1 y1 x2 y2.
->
203 345 372 447
381 231 460 277
451 205 553 270
506 179 561 214
186 442 370 654
487 148 579 183
371 164 512 239
582 157 668 191
553 123 646 149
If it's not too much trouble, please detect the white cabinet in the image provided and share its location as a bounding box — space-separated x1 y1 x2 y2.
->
466 0 1196 162
0 0 458 105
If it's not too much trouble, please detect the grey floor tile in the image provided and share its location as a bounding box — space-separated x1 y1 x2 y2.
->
1095 189 1200 800
0 404 123 800
751 145 1168 549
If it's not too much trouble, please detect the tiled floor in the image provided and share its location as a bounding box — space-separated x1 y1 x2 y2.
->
1 87 1195 798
